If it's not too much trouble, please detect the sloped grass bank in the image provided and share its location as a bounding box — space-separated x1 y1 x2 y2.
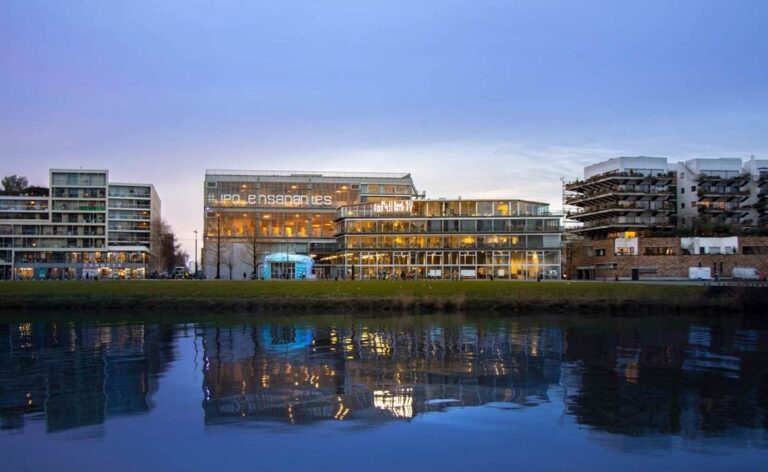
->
0 280 764 316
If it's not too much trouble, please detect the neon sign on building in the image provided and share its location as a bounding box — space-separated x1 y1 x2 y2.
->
208 193 334 206
372 200 413 214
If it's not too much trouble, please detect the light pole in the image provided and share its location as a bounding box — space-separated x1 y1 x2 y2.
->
216 213 221 279
193 229 198 278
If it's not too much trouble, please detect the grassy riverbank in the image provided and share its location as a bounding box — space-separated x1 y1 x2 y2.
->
0 279 763 315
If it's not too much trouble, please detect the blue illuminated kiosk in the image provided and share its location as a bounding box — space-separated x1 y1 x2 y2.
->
260 253 314 280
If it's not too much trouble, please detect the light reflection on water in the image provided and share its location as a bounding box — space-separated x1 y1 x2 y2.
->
2 314 768 469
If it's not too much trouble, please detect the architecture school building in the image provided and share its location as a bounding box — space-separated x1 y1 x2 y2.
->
0 169 161 280
330 199 563 280
202 170 564 280
202 170 419 279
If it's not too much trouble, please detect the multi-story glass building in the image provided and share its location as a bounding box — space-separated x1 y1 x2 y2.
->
329 199 563 280
202 170 418 279
0 169 160 280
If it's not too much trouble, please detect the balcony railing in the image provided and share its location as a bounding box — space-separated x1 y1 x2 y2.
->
575 216 674 229
565 186 674 204
697 188 749 198
566 170 675 190
568 202 675 217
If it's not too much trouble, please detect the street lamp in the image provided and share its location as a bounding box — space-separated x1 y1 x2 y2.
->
216 213 221 279
193 229 198 278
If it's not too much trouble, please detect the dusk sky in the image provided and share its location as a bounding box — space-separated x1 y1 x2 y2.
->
2 0 767 257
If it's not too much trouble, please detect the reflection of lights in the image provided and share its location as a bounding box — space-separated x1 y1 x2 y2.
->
334 402 350 420
625 363 640 383
373 388 413 418
18 323 32 335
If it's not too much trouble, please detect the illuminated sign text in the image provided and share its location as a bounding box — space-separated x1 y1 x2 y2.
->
209 193 333 206
372 200 413 213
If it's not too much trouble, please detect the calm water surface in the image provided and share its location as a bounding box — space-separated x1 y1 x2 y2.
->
2 313 768 471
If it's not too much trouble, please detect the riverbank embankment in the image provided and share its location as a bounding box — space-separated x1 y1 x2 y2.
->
1 280 765 316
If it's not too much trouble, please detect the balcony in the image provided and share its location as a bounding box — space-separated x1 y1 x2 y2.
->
697 173 751 187
570 216 674 233
565 186 675 206
566 170 675 193
697 204 748 216
568 202 675 221
697 187 750 202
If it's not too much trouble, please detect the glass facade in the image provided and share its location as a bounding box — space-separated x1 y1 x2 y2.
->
202 171 418 279
330 199 563 280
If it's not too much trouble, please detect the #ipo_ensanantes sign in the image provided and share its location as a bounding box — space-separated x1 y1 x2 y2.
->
208 193 333 206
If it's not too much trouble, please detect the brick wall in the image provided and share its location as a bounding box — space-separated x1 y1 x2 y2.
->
567 236 768 280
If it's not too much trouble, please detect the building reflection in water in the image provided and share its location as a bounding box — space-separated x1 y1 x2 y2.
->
200 318 768 445
3 315 768 448
0 321 175 433
201 321 564 425
562 322 768 449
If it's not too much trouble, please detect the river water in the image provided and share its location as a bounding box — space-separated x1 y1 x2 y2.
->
1 313 767 471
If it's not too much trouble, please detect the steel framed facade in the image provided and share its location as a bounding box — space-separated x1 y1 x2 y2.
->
330 199 563 280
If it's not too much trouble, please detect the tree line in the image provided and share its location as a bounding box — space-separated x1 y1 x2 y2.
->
1 174 49 195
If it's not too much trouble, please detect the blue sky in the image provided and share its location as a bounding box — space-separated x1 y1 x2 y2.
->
2 0 767 255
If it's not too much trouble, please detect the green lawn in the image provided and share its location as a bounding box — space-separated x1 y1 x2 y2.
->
0 279 707 303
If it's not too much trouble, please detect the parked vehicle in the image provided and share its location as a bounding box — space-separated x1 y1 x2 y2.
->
688 267 712 280
732 267 760 280
172 266 188 279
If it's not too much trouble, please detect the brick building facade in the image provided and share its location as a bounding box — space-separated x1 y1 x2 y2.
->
567 236 768 280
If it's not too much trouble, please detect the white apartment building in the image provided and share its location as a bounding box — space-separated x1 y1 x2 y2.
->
0 169 160 280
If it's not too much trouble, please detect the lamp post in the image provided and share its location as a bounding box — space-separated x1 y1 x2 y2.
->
193 229 198 278
216 213 221 280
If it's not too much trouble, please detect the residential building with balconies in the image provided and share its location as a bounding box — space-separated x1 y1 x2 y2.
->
0 169 160 280
742 157 768 229
676 158 751 230
564 157 677 240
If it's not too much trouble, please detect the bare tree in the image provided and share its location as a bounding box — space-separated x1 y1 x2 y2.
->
221 242 235 279
202 237 219 278
240 232 269 279
156 220 188 273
